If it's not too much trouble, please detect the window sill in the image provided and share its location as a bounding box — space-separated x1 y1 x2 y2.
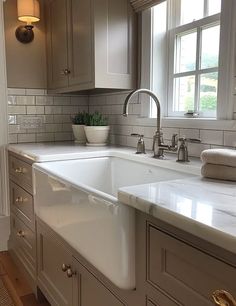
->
136 116 236 131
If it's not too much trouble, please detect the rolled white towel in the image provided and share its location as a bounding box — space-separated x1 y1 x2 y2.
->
201 163 236 182
201 149 236 167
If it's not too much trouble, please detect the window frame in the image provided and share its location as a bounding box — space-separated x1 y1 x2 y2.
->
141 0 236 121
167 14 220 118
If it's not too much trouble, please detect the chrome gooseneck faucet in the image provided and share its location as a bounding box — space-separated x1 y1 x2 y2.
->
123 89 178 158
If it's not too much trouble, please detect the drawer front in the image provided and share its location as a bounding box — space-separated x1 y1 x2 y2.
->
10 181 34 230
147 224 236 306
11 214 35 261
9 155 32 190
8 234 36 285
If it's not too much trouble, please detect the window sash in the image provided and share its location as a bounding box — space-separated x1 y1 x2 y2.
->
130 0 165 12
167 14 220 118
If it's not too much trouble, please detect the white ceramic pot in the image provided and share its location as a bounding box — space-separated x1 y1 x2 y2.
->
72 125 86 144
84 126 110 145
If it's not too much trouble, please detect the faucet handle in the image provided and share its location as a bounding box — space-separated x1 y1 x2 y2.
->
171 134 178 147
186 138 201 143
131 133 144 139
131 133 146 154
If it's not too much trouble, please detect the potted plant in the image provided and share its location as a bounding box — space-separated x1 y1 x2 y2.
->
84 111 110 146
71 112 89 144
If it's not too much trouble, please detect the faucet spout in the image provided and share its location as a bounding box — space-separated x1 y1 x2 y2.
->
123 89 177 159
123 89 161 136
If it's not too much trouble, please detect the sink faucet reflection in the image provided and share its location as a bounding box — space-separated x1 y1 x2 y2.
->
123 89 178 158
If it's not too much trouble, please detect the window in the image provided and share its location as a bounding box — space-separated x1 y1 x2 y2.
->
146 0 235 120
169 0 221 118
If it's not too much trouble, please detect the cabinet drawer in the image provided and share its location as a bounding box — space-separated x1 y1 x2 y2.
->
147 224 236 306
9 155 32 190
11 214 35 261
10 181 34 230
9 234 36 286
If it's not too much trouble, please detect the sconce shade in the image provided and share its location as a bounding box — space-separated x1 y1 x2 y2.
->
17 0 40 24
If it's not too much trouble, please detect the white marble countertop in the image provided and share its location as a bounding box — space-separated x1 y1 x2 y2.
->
8 142 201 175
8 142 236 254
118 177 236 253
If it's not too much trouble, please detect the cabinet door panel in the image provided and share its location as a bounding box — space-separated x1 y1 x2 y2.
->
73 258 126 306
68 0 93 88
37 225 73 306
94 0 136 89
148 224 236 306
46 0 69 89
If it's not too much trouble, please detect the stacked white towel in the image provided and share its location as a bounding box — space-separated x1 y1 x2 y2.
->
201 149 236 181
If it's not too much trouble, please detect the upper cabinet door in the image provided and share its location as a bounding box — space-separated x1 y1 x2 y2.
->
67 0 94 89
46 0 136 93
46 0 69 89
93 0 136 90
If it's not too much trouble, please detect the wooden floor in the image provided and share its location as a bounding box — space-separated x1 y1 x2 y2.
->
0 251 50 306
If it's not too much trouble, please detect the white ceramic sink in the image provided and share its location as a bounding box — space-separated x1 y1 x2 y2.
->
33 154 195 289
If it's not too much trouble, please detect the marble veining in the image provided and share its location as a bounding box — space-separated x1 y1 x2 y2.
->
118 177 236 253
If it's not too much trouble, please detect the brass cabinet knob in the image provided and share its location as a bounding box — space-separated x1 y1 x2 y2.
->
15 196 23 203
64 69 71 75
17 230 25 238
15 196 28 203
14 167 26 174
212 290 236 306
61 263 70 272
60 69 71 76
66 268 76 278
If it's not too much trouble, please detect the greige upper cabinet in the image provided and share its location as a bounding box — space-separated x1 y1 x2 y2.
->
46 0 136 93
46 0 69 89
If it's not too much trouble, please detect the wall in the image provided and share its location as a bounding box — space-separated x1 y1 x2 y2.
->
89 92 236 158
4 0 46 89
8 88 88 143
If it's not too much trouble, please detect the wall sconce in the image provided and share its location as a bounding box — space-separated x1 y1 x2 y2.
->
15 0 40 44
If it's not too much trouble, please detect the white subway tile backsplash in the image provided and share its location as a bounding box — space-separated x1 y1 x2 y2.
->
8 125 22 134
18 133 36 143
187 143 211 158
55 132 72 141
8 134 17 143
162 127 179 140
54 96 70 105
26 89 46 96
16 96 35 105
8 105 26 115
54 114 71 124
36 133 54 142
200 130 224 145
7 89 236 155
8 88 89 144
179 128 200 139
62 106 79 114
45 124 62 133
36 96 54 105
224 131 236 147
8 115 17 125
8 88 26 95
45 106 62 115
27 106 45 115
8 96 16 105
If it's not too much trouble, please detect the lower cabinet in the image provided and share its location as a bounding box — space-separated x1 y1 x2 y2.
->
73 258 125 306
37 220 127 306
37 223 73 306
36 211 236 306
